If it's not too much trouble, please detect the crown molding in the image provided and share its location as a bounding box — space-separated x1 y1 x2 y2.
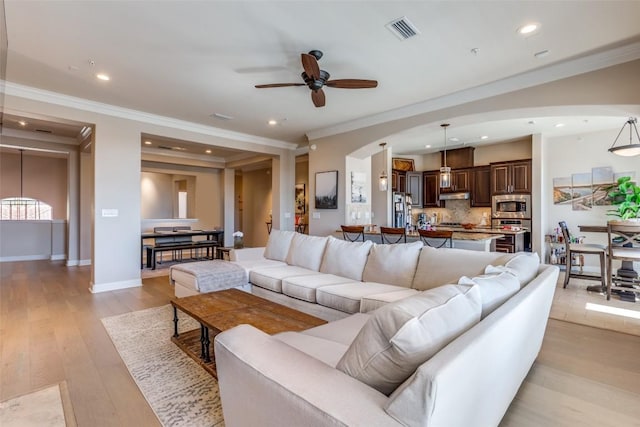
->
2 82 298 151
306 40 640 141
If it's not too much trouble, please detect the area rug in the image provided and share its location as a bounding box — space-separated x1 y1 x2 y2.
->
101 305 224 427
0 382 74 427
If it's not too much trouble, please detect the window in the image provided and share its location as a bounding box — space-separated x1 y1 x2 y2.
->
1 197 52 220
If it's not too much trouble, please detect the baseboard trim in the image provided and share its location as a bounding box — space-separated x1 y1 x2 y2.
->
0 254 50 262
78 259 92 266
89 278 142 293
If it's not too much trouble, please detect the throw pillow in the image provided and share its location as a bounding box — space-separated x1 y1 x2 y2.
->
263 229 295 262
504 252 540 286
336 284 482 395
319 236 373 281
362 241 423 287
458 270 520 318
285 233 328 271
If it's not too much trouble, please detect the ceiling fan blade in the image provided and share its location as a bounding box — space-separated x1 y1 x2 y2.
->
325 79 378 89
255 83 306 88
311 89 326 108
301 53 320 80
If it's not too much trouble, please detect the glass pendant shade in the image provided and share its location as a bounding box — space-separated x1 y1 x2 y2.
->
439 166 451 188
608 117 640 157
379 172 388 191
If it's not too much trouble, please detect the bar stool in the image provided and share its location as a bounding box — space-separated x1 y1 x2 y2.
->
341 225 365 242
558 221 607 290
380 227 406 244
606 220 640 301
418 229 453 248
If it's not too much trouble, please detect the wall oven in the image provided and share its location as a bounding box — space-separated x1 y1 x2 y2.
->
492 194 531 219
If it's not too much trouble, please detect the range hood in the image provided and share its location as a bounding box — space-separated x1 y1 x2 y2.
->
439 192 470 200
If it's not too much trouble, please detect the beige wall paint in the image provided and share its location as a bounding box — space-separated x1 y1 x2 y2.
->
0 151 68 219
141 172 173 218
295 157 309 226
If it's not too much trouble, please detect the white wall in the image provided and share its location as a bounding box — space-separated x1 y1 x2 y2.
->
0 220 66 261
141 172 173 218
543 127 640 269
345 156 372 226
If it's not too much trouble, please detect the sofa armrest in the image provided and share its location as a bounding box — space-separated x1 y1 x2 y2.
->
229 247 265 261
214 324 401 427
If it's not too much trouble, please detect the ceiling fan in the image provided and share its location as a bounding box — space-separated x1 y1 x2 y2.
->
254 50 378 108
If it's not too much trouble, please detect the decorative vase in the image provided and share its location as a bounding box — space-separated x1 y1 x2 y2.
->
234 236 244 249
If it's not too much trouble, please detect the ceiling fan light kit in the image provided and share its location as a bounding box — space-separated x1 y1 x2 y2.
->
608 117 640 157
255 50 378 108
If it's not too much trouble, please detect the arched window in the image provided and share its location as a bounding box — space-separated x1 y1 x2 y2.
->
0 197 52 220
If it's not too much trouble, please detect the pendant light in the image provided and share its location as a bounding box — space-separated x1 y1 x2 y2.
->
439 124 451 188
608 117 640 157
378 142 388 191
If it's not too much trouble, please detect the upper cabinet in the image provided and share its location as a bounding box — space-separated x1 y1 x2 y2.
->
471 166 491 207
392 169 407 192
441 169 471 193
491 160 532 194
406 172 423 206
423 171 440 207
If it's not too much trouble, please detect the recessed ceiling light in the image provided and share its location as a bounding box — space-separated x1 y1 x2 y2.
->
480 135 489 140
18 120 27 126
425 144 431 148
268 119 278 126
555 123 565 128
144 141 152 145
449 137 459 142
517 23 539 35
172 147 186 151
528 120 536 125
96 73 110 81
205 149 212 154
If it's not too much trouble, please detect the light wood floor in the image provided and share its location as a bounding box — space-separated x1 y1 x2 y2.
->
1 261 639 427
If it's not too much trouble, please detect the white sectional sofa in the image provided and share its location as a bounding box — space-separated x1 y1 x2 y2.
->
210 229 559 427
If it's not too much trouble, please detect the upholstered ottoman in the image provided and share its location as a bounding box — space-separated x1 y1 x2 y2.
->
170 260 248 297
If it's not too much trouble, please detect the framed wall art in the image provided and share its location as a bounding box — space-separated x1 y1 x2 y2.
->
295 183 306 214
315 170 338 209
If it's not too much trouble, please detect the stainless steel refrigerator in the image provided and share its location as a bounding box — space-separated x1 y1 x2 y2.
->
393 192 412 229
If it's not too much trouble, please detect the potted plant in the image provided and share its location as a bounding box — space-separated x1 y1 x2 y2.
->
232 231 244 249
607 176 640 220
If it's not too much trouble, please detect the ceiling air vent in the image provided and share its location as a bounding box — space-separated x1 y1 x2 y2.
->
158 145 173 150
35 129 53 134
386 16 420 40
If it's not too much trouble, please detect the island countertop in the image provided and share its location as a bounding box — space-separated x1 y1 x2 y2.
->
333 229 504 251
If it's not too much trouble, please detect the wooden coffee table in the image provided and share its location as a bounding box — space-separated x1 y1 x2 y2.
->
170 288 327 378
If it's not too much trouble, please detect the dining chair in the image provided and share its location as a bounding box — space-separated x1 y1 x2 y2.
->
341 225 365 242
380 226 406 244
558 221 606 290
606 221 640 301
418 229 453 248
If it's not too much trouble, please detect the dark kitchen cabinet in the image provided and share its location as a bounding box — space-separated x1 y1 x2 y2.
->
491 160 531 194
392 169 407 192
423 171 440 207
440 169 471 193
406 172 423 206
471 166 491 207
494 234 525 253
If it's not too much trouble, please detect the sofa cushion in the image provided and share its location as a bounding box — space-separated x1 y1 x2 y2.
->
231 259 287 275
316 282 410 314
319 236 373 281
300 313 371 347
286 233 328 271
359 289 420 313
336 284 482 396
249 265 318 293
263 229 295 262
458 270 520 318
362 241 423 287
412 247 515 291
274 332 350 367
282 274 356 303
504 252 540 286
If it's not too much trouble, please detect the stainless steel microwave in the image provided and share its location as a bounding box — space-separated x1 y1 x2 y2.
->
492 194 531 219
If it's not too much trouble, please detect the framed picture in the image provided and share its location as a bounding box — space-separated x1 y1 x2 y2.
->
315 170 338 209
350 172 367 203
295 183 306 214
392 158 415 171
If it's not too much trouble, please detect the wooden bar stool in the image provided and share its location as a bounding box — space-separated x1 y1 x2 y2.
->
418 229 453 248
380 227 406 244
341 225 365 242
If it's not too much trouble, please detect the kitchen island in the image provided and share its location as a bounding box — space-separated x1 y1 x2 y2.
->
333 229 504 252
435 226 529 253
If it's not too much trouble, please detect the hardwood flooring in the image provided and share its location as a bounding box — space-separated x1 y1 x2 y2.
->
1 260 639 426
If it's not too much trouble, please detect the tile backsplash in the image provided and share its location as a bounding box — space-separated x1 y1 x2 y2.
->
414 200 491 226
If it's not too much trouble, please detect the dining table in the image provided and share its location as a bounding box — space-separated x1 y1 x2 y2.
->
141 229 224 268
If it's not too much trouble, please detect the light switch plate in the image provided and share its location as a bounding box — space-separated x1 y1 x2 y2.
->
312 212 320 219
284 212 291 218
101 208 118 217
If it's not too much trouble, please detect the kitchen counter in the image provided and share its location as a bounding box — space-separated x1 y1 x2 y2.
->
435 226 528 235
333 229 504 252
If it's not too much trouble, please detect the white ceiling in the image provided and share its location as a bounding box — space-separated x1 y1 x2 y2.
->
4 1 640 155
